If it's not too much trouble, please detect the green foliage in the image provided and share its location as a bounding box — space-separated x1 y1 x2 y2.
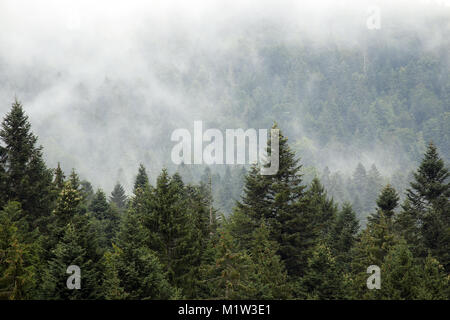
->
102 212 174 299
0 101 448 300
109 183 127 211
300 243 344 300
0 100 53 232
134 163 150 194
330 203 359 272
0 201 38 299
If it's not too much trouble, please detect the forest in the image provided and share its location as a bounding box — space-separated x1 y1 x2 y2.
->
0 100 448 300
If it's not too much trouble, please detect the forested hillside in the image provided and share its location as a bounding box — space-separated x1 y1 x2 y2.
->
2 8 448 225
0 101 448 299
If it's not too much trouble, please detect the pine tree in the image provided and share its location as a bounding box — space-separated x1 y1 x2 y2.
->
104 211 174 299
376 242 422 300
68 169 81 192
89 189 119 249
53 181 82 228
53 162 65 192
41 217 103 300
248 222 292 299
331 203 359 271
0 201 38 299
89 189 110 220
110 183 127 211
350 212 399 299
134 163 150 194
367 164 383 211
140 170 202 296
234 124 310 279
80 180 94 205
0 100 53 232
203 230 254 299
398 142 449 270
418 255 449 299
369 184 399 223
301 243 344 299
407 142 449 210
305 177 338 240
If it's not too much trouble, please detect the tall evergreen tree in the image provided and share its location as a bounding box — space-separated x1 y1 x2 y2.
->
234 124 311 279
103 211 174 299
248 222 292 299
110 183 127 211
0 100 53 231
53 162 65 192
301 243 345 299
140 170 201 296
41 216 103 300
89 189 110 220
331 203 359 271
0 201 38 299
369 184 399 223
134 163 150 194
397 142 449 270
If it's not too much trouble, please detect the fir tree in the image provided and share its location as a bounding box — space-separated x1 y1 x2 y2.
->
204 230 254 299
110 183 127 211
248 222 292 299
104 211 174 299
331 203 359 271
0 201 38 299
376 242 422 300
134 163 150 194
234 124 310 279
369 184 399 223
398 142 449 270
0 100 53 231
41 217 103 300
53 162 65 192
89 189 110 220
301 243 344 299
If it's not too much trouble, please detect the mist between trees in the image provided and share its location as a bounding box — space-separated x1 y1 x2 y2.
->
0 100 448 300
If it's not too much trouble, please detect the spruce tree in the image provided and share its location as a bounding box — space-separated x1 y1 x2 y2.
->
398 142 449 270
301 243 344 299
418 255 449 299
110 183 127 210
350 212 398 299
407 142 449 209
234 124 311 279
376 242 422 300
305 177 338 240
203 230 254 299
104 211 174 299
41 217 103 300
0 201 38 299
248 222 292 299
89 189 110 220
331 203 359 271
141 170 201 296
0 100 53 231
369 184 399 223
53 162 65 192
134 163 150 194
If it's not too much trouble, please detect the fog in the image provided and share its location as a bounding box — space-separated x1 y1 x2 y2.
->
0 0 449 193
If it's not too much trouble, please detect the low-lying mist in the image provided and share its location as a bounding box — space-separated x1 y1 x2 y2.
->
1 0 449 194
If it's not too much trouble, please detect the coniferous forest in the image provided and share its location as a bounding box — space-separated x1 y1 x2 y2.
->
0 1 449 302
0 100 448 300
